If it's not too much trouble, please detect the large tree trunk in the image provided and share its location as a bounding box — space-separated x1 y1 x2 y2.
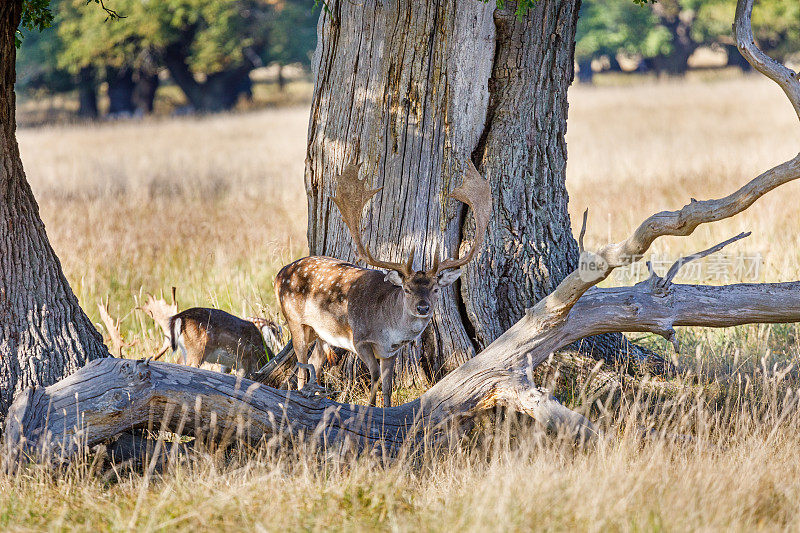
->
106 66 136 116
305 0 646 386
651 1 698 76
76 67 98 119
164 41 251 112
0 2 109 426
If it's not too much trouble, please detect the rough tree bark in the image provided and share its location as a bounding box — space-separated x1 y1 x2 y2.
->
305 0 648 387
0 2 109 427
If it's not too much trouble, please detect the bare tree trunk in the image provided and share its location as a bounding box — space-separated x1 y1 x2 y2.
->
0 2 109 427
305 0 652 387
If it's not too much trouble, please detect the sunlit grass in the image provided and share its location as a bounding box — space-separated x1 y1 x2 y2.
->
7 74 800 529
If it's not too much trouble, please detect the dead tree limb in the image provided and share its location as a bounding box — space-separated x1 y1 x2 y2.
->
3 0 800 464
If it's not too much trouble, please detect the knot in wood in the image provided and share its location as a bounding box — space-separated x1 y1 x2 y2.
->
133 360 151 382
99 389 130 413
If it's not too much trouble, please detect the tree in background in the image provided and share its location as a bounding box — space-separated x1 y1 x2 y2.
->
14 22 71 97
16 0 318 116
267 1 316 90
695 0 799 67
645 0 703 75
57 0 155 115
576 0 799 81
575 0 663 82
63 0 316 112
155 0 272 111
576 0 698 78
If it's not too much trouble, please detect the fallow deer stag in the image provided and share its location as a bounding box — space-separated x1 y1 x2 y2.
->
276 161 491 406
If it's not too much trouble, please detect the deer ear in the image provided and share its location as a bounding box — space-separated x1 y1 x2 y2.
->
385 270 404 287
437 269 462 287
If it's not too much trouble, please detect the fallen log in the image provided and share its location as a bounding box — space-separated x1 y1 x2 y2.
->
5 274 800 466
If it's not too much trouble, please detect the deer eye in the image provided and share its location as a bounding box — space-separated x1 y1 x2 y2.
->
433 287 440 294
403 288 412 294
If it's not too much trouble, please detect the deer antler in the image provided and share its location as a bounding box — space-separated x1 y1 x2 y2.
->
431 160 493 274
332 162 415 276
97 296 132 357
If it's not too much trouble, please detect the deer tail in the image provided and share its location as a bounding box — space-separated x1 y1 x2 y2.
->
170 316 181 353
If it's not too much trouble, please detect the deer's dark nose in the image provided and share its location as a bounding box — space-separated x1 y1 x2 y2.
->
416 302 430 316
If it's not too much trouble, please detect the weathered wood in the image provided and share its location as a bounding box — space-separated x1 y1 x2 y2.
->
7 273 800 465
734 0 800 120
252 339 297 389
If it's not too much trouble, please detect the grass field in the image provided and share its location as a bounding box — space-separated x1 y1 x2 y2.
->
4 75 800 530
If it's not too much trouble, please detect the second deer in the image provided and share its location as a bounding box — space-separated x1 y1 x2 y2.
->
138 288 281 378
276 160 491 406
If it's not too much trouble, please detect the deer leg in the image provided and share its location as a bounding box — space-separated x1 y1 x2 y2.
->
309 340 328 386
356 343 380 406
378 356 396 408
177 337 189 366
291 324 315 390
232 346 250 378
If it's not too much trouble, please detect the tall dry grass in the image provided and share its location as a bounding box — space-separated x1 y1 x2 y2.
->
3 75 800 530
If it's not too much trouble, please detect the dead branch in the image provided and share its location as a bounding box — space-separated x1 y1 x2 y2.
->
658 232 750 289
733 0 800 120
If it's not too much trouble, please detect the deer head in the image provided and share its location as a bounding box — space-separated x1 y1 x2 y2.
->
137 287 178 335
332 160 492 318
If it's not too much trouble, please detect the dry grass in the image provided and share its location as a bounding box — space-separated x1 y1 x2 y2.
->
5 75 800 530
569 76 800 281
